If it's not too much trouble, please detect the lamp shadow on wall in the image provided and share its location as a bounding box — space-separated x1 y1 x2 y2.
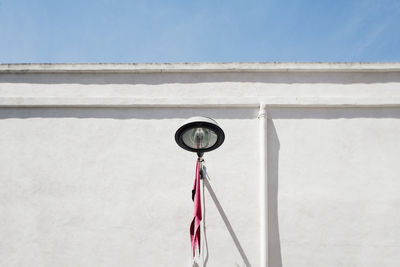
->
201 119 283 267
202 168 252 267
268 120 283 267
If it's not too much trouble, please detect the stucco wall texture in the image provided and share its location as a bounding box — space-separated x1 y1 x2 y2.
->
1 63 400 267
0 108 259 267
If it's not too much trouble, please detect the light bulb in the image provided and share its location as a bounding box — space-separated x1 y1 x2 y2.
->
191 128 210 149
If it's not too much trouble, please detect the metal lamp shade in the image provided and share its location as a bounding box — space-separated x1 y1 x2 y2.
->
175 117 225 153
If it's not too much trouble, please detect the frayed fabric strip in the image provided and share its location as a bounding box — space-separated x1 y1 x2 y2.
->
190 158 202 258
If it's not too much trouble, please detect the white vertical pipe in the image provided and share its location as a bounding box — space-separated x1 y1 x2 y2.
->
258 103 268 267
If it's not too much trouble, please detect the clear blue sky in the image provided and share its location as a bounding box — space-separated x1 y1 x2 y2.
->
0 0 399 63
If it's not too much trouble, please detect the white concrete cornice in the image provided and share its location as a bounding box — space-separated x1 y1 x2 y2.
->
1 62 400 73
1 62 400 107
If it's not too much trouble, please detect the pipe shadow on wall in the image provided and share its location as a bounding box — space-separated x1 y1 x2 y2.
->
268 120 282 267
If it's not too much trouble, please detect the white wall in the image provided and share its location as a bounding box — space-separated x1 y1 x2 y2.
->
0 107 259 267
268 107 400 267
1 63 400 267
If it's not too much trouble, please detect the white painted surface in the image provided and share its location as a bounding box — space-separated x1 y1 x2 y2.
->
1 63 400 107
268 108 400 267
0 108 259 267
1 63 400 267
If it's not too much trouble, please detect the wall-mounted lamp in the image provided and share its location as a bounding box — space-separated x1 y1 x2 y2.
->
175 116 225 157
175 116 225 260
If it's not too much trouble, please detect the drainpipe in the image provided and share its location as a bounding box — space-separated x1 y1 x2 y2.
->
258 103 268 267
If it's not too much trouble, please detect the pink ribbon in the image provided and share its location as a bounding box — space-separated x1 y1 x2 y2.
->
190 158 202 257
